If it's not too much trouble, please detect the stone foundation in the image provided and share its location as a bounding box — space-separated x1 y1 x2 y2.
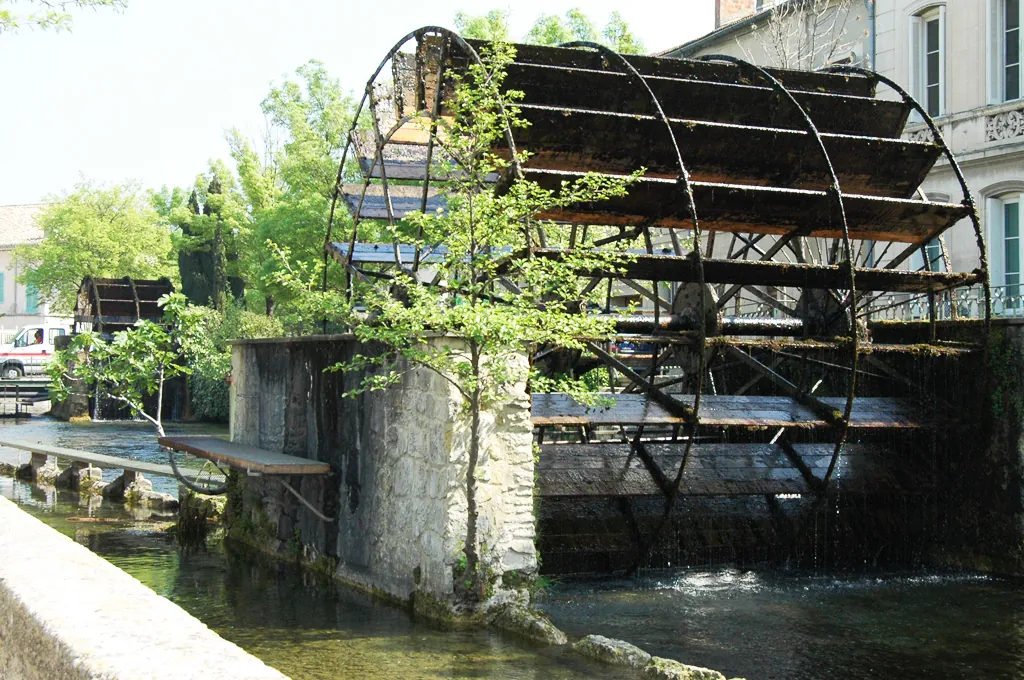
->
227 336 536 609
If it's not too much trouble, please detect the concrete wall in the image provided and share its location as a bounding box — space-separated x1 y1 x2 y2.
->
228 336 536 606
0 496 287 680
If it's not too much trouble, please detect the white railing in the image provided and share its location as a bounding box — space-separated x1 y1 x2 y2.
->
864 285 1022 322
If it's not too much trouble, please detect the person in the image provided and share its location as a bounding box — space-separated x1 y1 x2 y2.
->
31 329 42 345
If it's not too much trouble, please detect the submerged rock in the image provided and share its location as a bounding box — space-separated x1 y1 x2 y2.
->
644 656 726 680
573 634 652 669
487 601 568 646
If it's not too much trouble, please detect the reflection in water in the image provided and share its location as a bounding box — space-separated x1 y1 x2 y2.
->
0 417 227 496
1 475 606 680
5 419 1024 679
544 569 1024 680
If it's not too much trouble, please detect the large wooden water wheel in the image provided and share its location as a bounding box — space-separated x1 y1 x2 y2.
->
324 28 990 572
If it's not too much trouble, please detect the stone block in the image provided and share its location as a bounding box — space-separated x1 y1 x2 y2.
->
574 634 651 668
644 657 727 680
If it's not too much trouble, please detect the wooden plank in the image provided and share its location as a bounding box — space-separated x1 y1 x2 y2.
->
526 249 982 294
0 438 175 477
500 63 906 137
536 442 907 497
525 171 970 245
514 106 936 197
461 40 879 97
340 184 445 220
158 436 331 475
531 393 922 429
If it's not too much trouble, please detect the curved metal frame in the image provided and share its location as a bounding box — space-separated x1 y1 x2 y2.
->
701 54 859 501
323 27 528 302
820 64 992 343
553 40 708 573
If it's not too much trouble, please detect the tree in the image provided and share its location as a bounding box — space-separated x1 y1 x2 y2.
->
0 0 125 33
223 60 360 315
271 43 637 601
454 9 510 42
457 8 647 54
744 0 863 69
48 293 192 438
153 161 250 311
14 181 176 314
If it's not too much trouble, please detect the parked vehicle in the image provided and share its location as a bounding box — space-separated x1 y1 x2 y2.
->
0 325 70 379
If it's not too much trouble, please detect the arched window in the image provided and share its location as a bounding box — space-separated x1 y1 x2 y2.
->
910 5 946 117
986 183 1024 298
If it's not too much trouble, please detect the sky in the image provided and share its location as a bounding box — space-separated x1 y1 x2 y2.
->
0 1 714 206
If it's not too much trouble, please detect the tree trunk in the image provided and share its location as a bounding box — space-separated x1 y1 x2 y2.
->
463 342 483 601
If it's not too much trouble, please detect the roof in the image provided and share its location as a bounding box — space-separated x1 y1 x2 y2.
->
0 204 45 249
655 1 792 59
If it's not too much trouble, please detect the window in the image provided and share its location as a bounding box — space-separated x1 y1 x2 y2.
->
988 193 1024 301
0 273 6 305
25 285 38 315
1007 0 1022 100
924 238 945 272
47 328 65 345
910 7 945 117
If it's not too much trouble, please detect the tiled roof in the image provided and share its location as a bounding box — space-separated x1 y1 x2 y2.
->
0 204 46 249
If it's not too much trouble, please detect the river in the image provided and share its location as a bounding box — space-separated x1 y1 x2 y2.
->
2 417 1023 679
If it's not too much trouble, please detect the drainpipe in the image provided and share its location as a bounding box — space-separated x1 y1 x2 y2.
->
865 0 876 69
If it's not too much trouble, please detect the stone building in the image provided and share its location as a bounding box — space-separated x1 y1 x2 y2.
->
663 0 1024 308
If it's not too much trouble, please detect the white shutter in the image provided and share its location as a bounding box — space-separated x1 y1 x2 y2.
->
937 6 946 116
989 196 1006 290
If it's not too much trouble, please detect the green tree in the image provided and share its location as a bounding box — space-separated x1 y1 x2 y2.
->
457 8 646 54
14 181 175 314
271 44 637 601
0 0 125 33
454 9 510 41
225 60 360 315
153 161 250 311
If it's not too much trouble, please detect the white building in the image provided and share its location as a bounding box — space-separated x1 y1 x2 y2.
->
0 204 69 338
664 0 1024 309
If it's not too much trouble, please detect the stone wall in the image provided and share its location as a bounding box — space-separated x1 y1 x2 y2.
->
0 496 287 680
228 336 536 607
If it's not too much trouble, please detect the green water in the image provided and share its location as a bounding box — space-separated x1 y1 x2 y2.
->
5 418 1024 679
0 474 608 680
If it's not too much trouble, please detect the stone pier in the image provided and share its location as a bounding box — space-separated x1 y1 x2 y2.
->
228 336 536 610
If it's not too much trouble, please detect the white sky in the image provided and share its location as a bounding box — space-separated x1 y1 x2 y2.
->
0 1 714 205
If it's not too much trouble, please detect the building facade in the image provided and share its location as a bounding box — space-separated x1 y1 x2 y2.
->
0 205 69 338
665 0 1024 309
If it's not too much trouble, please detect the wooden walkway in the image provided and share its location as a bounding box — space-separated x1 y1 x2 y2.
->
0 438 175 476
158 436 331 476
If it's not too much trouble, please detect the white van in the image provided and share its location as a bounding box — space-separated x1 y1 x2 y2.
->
0 325 70 379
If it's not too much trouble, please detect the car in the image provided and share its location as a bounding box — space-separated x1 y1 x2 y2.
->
0 325 71 379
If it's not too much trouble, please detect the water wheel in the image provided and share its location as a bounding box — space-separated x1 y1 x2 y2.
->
325 29 990 571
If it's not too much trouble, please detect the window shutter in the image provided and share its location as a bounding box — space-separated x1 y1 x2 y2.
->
989 197 1005 289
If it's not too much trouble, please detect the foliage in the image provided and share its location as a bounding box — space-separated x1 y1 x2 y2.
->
152 161 250 310
457 7 646 54
454 9 510 42
14 181 175 314
0 0 125 33
271 43 637 602
48 293 192 437
177 303 284 421
224 60 361 313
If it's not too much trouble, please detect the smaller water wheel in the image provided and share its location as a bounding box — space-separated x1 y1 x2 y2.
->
74 276 174 336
